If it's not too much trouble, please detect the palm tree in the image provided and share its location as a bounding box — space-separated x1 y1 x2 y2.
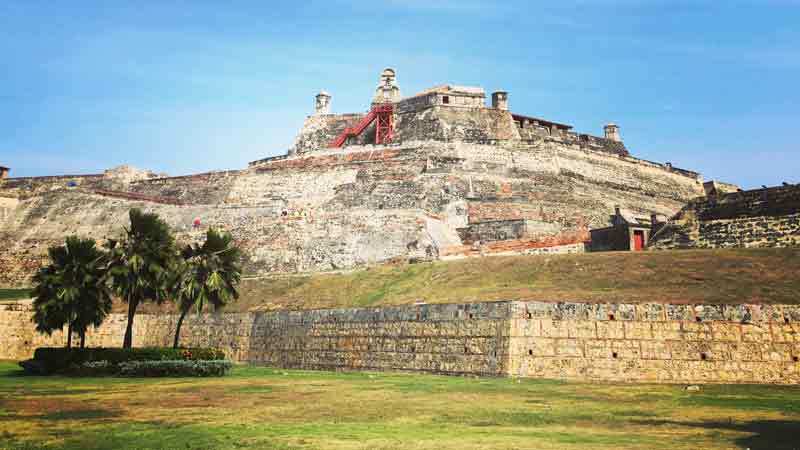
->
31 236 112 348
172 228 241 348
106 208 177 348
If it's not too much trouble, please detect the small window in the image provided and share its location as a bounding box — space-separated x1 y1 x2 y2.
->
442 95 450 104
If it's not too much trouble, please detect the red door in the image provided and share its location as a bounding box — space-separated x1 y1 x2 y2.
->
633 230 644 251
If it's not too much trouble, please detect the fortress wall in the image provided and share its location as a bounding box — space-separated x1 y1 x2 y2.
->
290 113 366 155
0 174 105 199
651 185 800 249
126 171 242 205
0 302 511 376
508 302 800 384
2 300 798 384
0 142 705 285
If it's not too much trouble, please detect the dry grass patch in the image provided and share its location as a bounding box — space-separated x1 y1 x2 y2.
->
2 363 798 449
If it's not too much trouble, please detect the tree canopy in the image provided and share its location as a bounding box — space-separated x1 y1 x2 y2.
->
105 208 178 348
172 228 241 348
31 236 112 348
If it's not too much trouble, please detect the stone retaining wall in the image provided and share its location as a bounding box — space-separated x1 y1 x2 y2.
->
2 300 798 384
651 185 800 249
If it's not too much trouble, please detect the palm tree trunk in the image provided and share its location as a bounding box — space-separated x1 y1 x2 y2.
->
66 322 72 349
123 298 138 349
80 331 86 349
173 309 188 349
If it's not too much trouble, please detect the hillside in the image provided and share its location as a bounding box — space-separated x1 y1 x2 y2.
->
11 249 798 312
119 248 799 312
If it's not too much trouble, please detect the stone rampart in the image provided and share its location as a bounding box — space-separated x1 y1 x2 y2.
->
0 140 704 286
651 185 800 249
2 300 797 384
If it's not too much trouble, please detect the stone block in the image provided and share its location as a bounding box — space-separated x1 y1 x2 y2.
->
596 321 625 339
568 321 597 339
650 322 682 340
772 323 800 343
584 340 612 359
611 340 642 359
513 337 556 357
742 323 772 342
640 341 671 360
554 339 584 357
710 322 741 341
623 322 652 340
540 320 571 338
509 319 541 337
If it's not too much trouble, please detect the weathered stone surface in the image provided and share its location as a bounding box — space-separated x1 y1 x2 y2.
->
0 139 703 287
651 184 800 249
3 300 797 384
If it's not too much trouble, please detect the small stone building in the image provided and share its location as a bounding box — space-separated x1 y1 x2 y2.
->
0 166 9 179
589 207 656 251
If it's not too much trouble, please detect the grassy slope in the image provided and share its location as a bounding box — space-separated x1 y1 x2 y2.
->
1 361 798 450
228 248 800 312
0 289 31 302
10 248 798 313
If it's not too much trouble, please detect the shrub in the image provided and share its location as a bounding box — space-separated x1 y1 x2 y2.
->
21 347 227 375
18 359 47 375
118 360 232 377
74 360 115 376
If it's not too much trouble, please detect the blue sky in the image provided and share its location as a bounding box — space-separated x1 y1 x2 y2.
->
1 1 798 188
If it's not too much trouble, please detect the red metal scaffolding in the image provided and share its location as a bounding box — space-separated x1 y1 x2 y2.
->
328 104 394 148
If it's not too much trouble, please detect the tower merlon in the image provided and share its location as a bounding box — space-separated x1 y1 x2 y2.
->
604 123 621 142
315 90 331 115
492 91 509 110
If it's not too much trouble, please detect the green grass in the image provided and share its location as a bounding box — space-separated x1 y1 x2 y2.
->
198 248 800 312
1 361 799 450
0 289 31 302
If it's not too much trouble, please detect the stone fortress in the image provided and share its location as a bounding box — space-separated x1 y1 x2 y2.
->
1 69 799 384
0 68 716 286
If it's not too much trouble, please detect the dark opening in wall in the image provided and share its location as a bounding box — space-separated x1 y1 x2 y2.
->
608 314 615 321
786 317 791 324
700 353 708 360
526 312 532 319
528 349 533 356
793 356 799 363
696 317 703 323
464 346 468 354
612 352 618 359
442 95 450 104
469 313 474 319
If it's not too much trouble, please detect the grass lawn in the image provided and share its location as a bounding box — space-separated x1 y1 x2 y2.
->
0 289 31 303
1 361 798 450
